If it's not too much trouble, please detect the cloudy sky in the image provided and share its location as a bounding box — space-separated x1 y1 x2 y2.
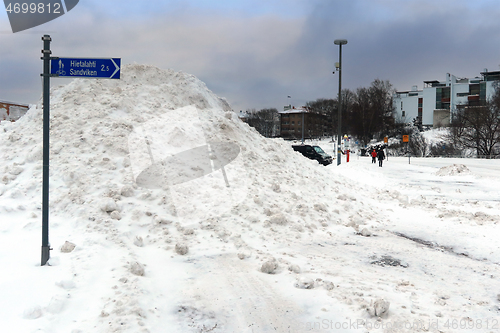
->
1 0 500 112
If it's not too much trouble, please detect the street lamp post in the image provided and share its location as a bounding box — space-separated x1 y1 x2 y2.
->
334 39 347 166
301 110 305 144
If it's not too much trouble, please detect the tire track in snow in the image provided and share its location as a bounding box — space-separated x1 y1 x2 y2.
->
183 253 302 332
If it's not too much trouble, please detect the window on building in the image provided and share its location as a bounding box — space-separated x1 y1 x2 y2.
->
480 82 487 103
436 87 450 109
402 111 406 117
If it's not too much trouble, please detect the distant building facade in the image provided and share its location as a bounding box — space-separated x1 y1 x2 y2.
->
393 71 500 127
237 110 250 123
0 100 29 121
278 106 328 139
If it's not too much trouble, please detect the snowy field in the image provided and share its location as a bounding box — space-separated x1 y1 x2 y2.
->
1 65 500 333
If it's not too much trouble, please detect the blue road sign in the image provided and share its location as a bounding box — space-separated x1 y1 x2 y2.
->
50 58 121 79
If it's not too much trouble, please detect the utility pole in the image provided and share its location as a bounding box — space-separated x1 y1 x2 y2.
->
334 39 348 166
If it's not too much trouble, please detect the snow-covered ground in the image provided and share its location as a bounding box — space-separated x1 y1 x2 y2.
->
1 64 500 333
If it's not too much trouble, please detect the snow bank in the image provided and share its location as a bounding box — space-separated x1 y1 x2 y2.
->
435 163 471 176
3 64 498 333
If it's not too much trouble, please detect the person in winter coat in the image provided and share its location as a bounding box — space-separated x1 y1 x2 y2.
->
371 149 377 163
377 149 386 167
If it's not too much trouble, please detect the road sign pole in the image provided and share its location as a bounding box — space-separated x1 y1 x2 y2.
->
41 34 51 266
408 142 411 164
402 135 410 165
384 136 388 161
38 38 121 266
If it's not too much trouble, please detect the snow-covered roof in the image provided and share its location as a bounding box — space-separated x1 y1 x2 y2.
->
0 100 29 107
278 107 310 114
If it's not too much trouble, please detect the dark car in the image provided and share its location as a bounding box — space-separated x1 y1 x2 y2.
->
292 144 333 166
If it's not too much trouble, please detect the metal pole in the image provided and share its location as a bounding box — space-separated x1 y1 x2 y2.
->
408 142 411 164
41 34 51 266
337 44 343 165
301 111 304 144
331 103 334 143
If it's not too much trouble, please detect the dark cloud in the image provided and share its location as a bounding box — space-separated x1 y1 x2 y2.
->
1 0 500 112
287 0 500 103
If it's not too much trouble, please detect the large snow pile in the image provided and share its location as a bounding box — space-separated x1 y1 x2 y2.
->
0 64 375 332
1 64 352 228
2 64 500 333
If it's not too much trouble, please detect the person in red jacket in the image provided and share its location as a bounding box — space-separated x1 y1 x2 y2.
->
371 149 377 163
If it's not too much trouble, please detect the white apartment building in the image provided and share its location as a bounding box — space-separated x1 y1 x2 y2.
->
393 70 500 127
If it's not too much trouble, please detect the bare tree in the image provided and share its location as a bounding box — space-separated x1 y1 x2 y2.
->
388 125 428 157
429 141 461 157
408 131 428 157
447 83 500 158
246 108 279 138
306 98 338 135
306 98 336 137
348 79 395 145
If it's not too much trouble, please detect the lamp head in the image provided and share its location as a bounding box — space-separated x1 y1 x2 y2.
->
334 39 348 45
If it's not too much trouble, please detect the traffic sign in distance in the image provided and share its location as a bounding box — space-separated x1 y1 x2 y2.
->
50 58 121 79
